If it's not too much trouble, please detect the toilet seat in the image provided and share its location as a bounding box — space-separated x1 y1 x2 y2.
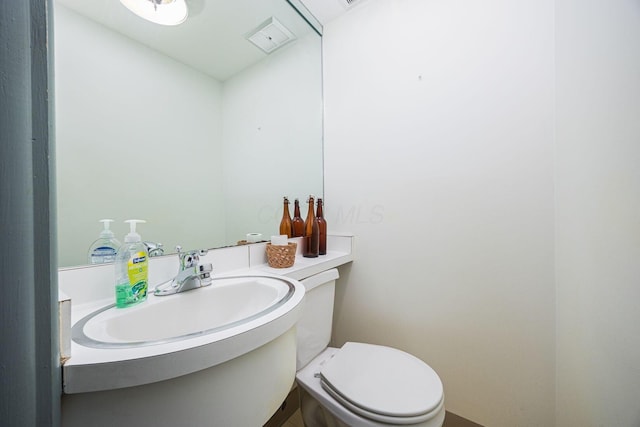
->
318 342 444 425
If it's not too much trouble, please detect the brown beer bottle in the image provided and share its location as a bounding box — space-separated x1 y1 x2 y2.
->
292 198 305 237
303 196 319 258
279 197 293 238
317 198 327 255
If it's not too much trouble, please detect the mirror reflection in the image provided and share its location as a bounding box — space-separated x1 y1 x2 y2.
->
54 0 323 267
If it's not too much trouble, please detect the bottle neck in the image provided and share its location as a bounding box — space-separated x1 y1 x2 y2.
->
306 199 315 219
317 200 324 217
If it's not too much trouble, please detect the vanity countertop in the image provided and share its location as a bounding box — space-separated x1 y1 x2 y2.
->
57 234 354 394
248 234 354 280
58 234 354 306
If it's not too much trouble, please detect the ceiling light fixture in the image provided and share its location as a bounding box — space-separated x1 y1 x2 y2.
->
120 0 188 26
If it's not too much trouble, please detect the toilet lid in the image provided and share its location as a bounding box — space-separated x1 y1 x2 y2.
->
319 342 443 422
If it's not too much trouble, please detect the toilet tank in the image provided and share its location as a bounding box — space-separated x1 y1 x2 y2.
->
296 269 340 370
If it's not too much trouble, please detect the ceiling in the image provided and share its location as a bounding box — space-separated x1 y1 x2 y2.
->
55 0 316 81
298 0 351 25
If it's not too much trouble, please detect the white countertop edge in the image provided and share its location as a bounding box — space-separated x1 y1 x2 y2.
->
64 274 305 365
252 250 353 281
63 300 304 394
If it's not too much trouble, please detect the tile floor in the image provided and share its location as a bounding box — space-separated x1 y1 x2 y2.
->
282 409 483 427
272 387 483 427
282 409 304 427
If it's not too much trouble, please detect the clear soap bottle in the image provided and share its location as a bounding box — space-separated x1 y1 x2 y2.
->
88 219 121 264
114 219 149 308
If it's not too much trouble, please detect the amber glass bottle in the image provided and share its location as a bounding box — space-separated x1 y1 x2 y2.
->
303 196 319 258
279 197 293 238
292 198 305 237
316 198 327 255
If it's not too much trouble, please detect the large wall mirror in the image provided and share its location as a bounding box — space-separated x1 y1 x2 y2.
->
54 0 323 267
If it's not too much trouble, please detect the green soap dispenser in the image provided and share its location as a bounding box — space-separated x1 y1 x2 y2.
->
88 219 121 264
114 219 149 308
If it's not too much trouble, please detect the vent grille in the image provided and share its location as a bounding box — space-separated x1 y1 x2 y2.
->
342 0 365 9
246 17 296 54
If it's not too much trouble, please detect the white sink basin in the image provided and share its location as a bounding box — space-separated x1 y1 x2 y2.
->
63 273 305 427
64 273 304 394
73 275 294 346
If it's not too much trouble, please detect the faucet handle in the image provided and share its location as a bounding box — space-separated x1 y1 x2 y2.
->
199 263 213 286
176 247 209 270
144 241 164 257
198 263 213 274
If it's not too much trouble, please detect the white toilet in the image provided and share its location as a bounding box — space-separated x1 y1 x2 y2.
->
296 269 445 427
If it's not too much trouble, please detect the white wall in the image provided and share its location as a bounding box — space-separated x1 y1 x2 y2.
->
221 34 323 243
323 1 555 425
55 5 226 267
555 0 640 426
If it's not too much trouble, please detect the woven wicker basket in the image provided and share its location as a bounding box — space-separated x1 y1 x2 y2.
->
266 242 297 268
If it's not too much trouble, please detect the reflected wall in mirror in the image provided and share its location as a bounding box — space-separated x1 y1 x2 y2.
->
54 0 323 267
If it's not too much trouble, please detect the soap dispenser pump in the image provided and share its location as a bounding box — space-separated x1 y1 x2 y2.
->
88 219 121 264
114 219 149 308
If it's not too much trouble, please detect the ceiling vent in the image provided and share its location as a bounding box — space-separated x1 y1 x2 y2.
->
341 0 365 8
246 17 296 54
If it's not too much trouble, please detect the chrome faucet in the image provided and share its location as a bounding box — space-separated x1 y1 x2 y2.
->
154 247 213 296
144 241 165 257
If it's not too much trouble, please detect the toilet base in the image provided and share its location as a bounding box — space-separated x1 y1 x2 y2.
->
299 386 350 427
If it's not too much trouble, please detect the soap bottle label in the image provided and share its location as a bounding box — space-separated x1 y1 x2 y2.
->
116 252 148 308
90 246 117 264
127 252 148 300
